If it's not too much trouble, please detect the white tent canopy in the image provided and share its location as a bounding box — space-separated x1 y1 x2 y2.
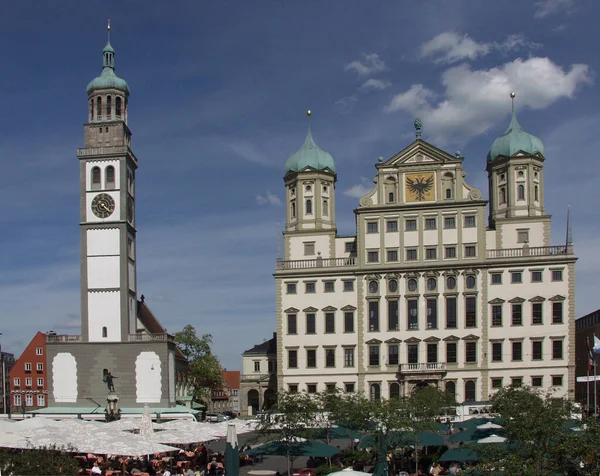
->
477 434 507 444
477 422 503 430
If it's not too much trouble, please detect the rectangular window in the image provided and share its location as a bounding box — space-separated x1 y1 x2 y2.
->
326 384 336 393
552 340 563 359
287 314 297 334
427 343 438 363
37 394 45 406
464 245 477 257
465 342 477 363
25 395 33 407
425 247 437 260
491 273 502 284
288 350 298 368
345 382 355 393
13 377 20 387
491 378 503 389
369 346 380 366
37 378 43 387
446 297 457 328
445 246 457 259
532 303 543 325
305 282 316 293
36 348 43 356
446 342 457 364
324 281 335 293
552 302 563 324
552 375 563 386
14 395 21 407
531 271 543 282
491 305 503 327
407 299 418 330
345 242 356 253
463 215 476 227
511 378 523 388
511 272 522 283
306 313 316 334
343 280 354 292
405 219 417 231
552 270 563 281
25 378 32 387
25 363 31 371
407 343 419 364
517 229 529 243
427 298 437 329
344 348 355 367
387 250 398 262
444 216 456 229
325 349 335 368
532 376 543 387
288 384 298 393
512 304 523 325
367 251 379 263
388 300 399 331
304 242 315 256
307 384 317 394
406 248 418 261
286 283 297 294
425 218 437 230
388 345 399 365
492 342 502 362
306 349 317 368
465 296 477 328
532 341 543 360
386 220 398 232
367 222 379 233
369 301 379 331
325 313 335 333
254 361 260 372
512 341 522 361
344 312 354 332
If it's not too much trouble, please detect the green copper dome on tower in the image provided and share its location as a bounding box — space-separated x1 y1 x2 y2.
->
285 113 336 175
86 21 130 96
488 94 544 161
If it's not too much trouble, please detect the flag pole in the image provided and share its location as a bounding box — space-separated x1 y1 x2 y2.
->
587 336 591 414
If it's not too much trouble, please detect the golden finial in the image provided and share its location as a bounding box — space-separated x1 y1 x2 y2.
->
107 19 111 31
306 110 312 117
510 92 516 99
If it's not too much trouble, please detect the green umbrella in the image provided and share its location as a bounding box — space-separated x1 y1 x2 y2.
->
242 439 340 458
225 423 239 476
315 425 361 441
439 447 479 462
454 418 500 430
449 428 495 443
359 430 443 449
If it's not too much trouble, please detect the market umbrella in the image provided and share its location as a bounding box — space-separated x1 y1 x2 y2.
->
225 423 239 476
328 470 371 476
476 434 507 444
372 430 388 476
315 425 361 441
454 418 500 430
449 428 494 443
359 430 443 449
476 422 502 430
439 447 479 462
140 404 154 437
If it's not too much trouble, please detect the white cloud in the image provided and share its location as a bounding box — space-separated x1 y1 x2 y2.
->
359 78 392 92
344 53 387 76
420 32 541 65
256 191 282 206
534 0 574 19
385 57 591 145
343 177 374 198
335 95 358 114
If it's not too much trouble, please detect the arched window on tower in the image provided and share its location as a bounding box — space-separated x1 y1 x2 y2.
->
91 167 101 190
534 185 539 202
291 202 296 219
106 96 112 118
105 166 115 189
102 327 108 338
306 199 312 215
116 97 122 118
96 97 102 120
370 383 381 401
518 184 525 201
323 199 329 216
446 188 452 199
499 187 506 204
89 99 94 121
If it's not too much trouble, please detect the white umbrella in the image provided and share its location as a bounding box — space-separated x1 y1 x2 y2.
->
140 404 154 437
477 421 503 430
328 469 372 476
477 434 507 444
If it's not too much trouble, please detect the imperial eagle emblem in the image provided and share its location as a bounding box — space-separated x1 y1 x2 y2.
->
406 174 434 201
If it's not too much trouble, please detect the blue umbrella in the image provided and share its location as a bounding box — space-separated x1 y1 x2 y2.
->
225 423 239 476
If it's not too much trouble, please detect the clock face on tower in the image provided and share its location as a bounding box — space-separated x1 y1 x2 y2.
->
91 193 116 218
405 172 435 202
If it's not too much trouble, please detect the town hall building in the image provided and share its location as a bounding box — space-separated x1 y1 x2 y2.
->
274 103 576 404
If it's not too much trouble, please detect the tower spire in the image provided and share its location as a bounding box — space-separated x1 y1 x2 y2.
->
102 20 115 70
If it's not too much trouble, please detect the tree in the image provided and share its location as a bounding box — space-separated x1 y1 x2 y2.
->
174 325 224 402
467 386 600 475
0 445 80 475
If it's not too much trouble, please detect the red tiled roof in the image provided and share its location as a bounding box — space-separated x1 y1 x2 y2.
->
137 299 187 362
223 370 240 389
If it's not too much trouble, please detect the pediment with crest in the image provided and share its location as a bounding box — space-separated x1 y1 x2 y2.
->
284 307 299 314
380 140 461 169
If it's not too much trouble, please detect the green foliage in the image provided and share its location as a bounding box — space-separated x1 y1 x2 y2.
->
0 445 80 475
315 463 339 476
174 324 224 400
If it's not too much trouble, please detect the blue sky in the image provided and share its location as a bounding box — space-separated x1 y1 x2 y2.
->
0 0 598 370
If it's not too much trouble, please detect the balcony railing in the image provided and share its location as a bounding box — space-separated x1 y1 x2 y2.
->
77 145 129 157
276 257 357 270
486 245 569 259
128 333 174 342
46 335 81 343
400 362 447 373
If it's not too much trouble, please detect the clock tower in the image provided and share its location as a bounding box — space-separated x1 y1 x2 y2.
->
78 22 138 343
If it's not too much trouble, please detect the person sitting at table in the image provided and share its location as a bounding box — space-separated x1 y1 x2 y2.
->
91 462 102 475
207 457 223 475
